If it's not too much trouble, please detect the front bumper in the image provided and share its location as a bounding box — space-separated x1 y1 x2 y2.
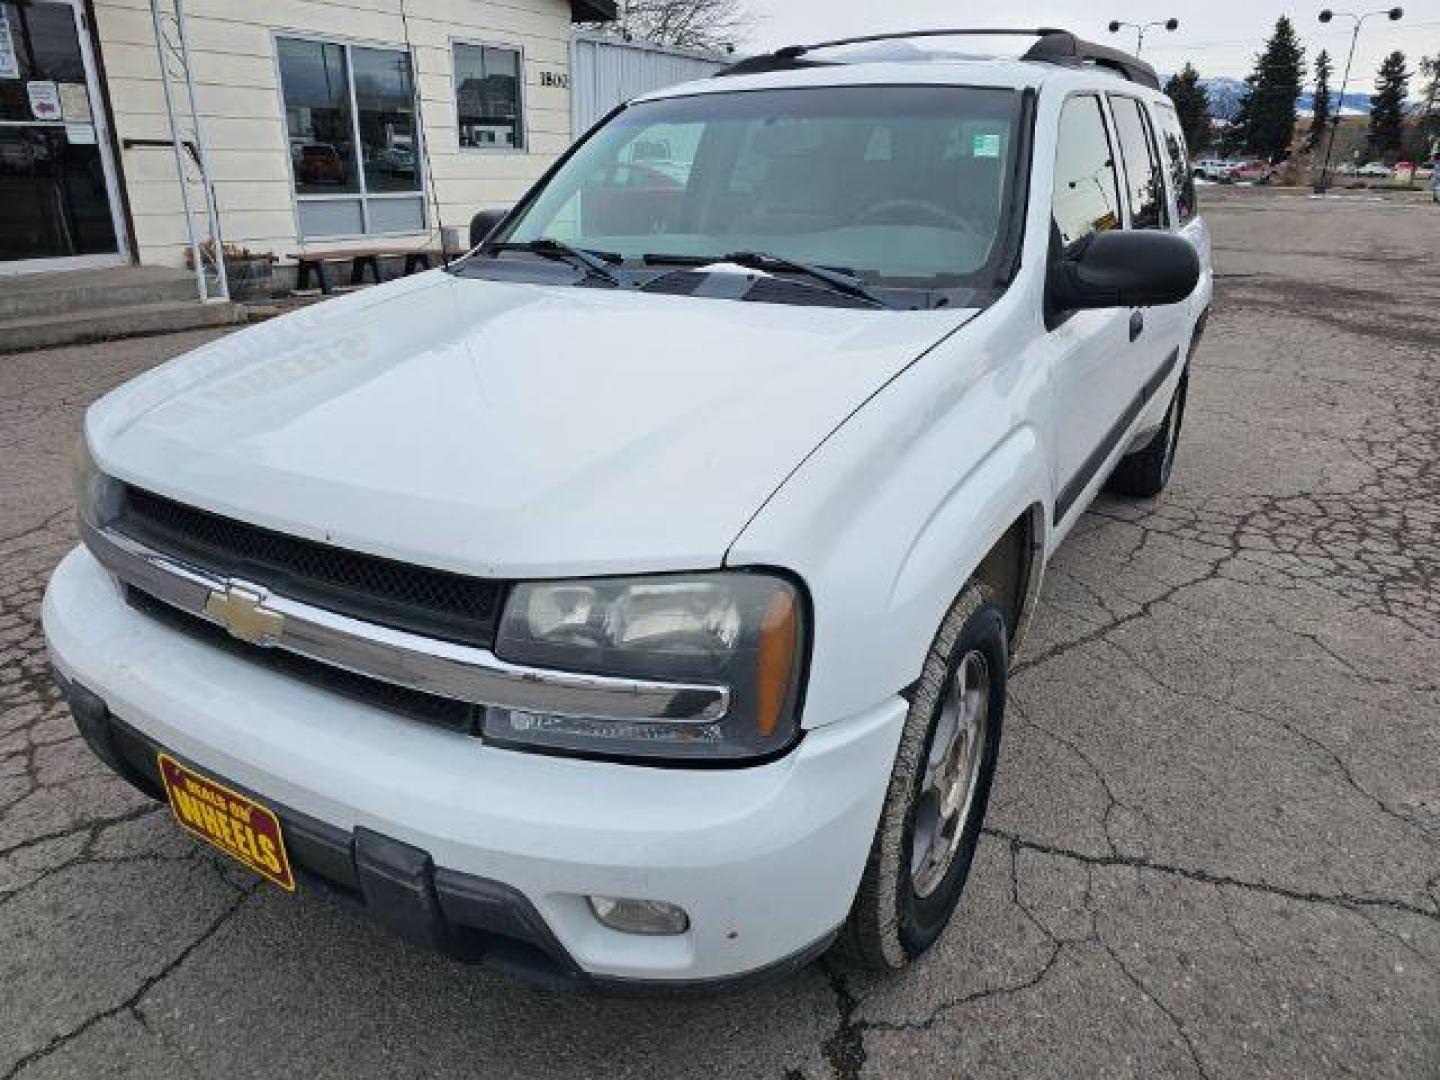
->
43 547 906 986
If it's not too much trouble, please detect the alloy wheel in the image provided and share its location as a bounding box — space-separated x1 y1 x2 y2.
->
910 650 990 898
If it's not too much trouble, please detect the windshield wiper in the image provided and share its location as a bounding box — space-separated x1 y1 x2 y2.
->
641 251 891 308
489 239 625 286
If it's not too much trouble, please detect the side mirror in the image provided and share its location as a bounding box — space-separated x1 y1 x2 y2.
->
469 208 510 249
1048 230 1200 311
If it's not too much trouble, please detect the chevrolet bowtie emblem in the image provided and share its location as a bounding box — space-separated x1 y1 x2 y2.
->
204 585 285 645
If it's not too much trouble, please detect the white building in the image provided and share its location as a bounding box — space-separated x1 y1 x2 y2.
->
1 0 620 276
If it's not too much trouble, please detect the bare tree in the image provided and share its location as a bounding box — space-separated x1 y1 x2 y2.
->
585 0 753 52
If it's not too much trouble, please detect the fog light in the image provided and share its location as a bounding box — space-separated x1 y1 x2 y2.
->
588 896 690 936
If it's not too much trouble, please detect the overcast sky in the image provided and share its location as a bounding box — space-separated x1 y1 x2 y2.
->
742 1 1440 88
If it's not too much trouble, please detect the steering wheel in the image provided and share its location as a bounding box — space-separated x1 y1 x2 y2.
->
592 160 681 190
855 199 980 240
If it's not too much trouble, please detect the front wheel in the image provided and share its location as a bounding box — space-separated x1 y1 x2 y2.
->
837 580 1007 970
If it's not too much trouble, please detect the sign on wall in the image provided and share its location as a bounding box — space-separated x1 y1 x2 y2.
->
59 82 92 122
27 81 62 121
0 8 19 80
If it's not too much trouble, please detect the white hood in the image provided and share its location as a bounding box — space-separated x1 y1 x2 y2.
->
88 271 972 578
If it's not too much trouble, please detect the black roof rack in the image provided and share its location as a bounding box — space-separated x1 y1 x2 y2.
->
1023 30 1160 89
715 27 1160 90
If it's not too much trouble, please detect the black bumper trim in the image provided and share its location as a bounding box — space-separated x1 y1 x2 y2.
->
52 668 834 992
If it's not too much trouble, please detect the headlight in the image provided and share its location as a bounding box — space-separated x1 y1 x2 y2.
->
488 572 807 763
74 435 122 529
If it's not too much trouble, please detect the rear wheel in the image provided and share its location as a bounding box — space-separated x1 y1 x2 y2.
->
837 580 1007 970
1106 369 1188 499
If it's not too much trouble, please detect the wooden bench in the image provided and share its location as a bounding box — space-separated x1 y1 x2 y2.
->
287 247 444 295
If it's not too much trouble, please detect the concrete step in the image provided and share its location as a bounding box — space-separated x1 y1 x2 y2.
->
0 266 200 320
0 299 245 353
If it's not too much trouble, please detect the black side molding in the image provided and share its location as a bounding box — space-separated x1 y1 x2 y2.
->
1054 346 1181 524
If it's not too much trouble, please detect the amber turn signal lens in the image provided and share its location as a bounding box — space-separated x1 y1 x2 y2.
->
755 590 798 737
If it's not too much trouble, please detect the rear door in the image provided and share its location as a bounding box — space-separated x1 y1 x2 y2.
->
1106 94 1189 427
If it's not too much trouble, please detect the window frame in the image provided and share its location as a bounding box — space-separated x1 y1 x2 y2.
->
1049 89 1127 246
271 30 429 242
1105 93 1170 232
479 84 1029 295
450 37 527 156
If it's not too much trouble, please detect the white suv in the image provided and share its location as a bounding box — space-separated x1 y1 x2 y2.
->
45 28 1211 987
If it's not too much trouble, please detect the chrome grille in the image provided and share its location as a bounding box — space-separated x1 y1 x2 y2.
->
114 486 504 647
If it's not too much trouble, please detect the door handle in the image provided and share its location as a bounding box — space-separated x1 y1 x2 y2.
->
1128 309 1145 342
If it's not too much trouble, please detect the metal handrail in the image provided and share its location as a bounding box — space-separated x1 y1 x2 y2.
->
148 0 229 302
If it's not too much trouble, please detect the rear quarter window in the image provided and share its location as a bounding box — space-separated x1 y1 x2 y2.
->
1153 103 1197 226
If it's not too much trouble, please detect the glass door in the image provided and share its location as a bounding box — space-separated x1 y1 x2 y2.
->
0 0 128 270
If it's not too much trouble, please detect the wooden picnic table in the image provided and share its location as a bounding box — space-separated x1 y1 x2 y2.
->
287 246 445 295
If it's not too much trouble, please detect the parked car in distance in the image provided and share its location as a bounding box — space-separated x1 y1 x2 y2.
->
1230 159 1273 184
294 142 346 185
1356 161 1393 178
46 27 1211 988
379 136 416 176
1193 158 1238 182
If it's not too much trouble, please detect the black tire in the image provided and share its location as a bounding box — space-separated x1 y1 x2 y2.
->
837 580 1007 970
1106 368 1188 499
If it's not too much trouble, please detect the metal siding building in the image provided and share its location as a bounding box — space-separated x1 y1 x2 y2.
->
569 33 727 139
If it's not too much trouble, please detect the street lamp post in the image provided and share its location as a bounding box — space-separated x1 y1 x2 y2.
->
1314 6 1404 193
1107 18 1179 56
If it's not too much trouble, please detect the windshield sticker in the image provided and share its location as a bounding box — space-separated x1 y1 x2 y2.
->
972 132 1001 159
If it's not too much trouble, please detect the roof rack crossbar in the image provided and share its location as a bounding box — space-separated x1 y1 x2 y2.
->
715 26 1160 90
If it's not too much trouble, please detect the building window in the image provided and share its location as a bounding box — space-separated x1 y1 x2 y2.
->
452 42 524 151
276 35 425 239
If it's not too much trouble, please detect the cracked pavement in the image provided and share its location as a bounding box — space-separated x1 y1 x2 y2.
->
2 187 1437 1078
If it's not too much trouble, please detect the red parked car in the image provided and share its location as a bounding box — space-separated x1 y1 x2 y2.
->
1230 160 1274 184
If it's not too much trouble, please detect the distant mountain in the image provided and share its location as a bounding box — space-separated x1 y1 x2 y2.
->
1295 90 1373 118
1161 74 1371 120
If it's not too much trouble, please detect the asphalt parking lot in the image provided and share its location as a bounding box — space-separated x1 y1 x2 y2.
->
2 187 1437 1079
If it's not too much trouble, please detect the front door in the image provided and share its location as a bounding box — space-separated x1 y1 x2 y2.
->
0 0 128 271
1046 92 1135 530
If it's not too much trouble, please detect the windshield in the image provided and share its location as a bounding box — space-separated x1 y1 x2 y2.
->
486 85 1020 295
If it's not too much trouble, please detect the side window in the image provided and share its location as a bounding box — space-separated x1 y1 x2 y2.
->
1109 97 1168 230
1154 105 1197 226
1051 95 1123 247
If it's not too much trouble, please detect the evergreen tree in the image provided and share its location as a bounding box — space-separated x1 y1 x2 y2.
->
1308 49 1333 149
1237 16 1307 160
1164 63 1212 153
1221 77 1257 157
1367 51 1410 161
1415 56 1440 160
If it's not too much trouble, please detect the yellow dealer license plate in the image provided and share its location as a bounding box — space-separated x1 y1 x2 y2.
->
158 753 295 892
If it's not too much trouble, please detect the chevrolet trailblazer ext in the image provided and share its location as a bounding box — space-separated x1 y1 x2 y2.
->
45 29 1210 986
